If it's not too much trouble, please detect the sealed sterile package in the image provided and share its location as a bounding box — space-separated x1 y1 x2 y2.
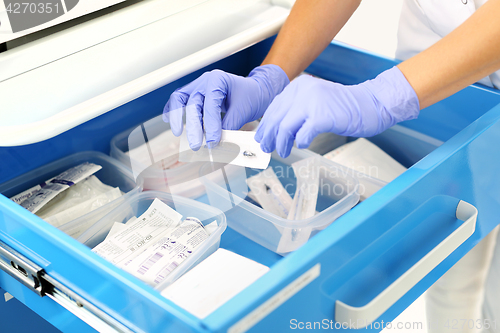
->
105 222 128 241
92 198 183 266
19 163 102 214
287 156 320 220
323 138 406 183
246 167 293 219
122 217 210 286
270 157 321 253
179 130 271 169
44 187 122 228
161 248 269 318
246 191 262 207
10 176 56 205
92 198 213 287
204 221 218 235
36 176 118 219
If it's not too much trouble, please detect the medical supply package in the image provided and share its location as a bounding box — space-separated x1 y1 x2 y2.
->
246 167 293 219
287 156 320 220
43 182 122 228
161 248 269 318
179 130 271 169
323 138 406 183
10 162 125 230
17 163 102 214
92 198 214 287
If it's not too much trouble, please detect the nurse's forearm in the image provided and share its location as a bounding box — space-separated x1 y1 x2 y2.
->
261 0 361 80
398 0 500 109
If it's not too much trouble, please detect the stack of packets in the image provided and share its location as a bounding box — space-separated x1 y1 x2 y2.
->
91 198 218 287
323 138 406 183
246 156 320 221
11 163 122 229
323 138 407 200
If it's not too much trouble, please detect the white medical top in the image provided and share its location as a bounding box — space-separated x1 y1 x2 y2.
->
396 0 499 89
397 1 500 330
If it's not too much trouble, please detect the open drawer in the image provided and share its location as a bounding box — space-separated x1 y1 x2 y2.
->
2 39 500 333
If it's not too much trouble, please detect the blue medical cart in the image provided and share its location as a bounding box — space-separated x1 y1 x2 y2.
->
1 38 500 333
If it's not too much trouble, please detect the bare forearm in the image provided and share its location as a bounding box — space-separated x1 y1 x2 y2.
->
398 0 500 109
262 0 361 80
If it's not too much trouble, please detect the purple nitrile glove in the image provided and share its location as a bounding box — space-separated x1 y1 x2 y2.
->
254 66 420 158
163 65 289 150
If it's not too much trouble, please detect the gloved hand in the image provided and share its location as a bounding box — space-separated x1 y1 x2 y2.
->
163 65 289 150
254 66 420 158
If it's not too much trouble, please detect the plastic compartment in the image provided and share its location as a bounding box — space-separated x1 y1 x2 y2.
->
200 147 360 255
76 191 227 291
314 125 444 200
109 114 258 198
0 151 143 239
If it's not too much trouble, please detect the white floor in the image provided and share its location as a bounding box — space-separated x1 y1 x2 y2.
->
335 1 429 332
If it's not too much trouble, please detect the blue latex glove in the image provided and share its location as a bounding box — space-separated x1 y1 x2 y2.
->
163 65 289 150
254 66 420 158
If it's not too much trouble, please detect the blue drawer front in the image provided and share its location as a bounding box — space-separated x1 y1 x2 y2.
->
204 104 500 332
1 39 500 333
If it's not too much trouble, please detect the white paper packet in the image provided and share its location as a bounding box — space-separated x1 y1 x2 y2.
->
179 130 271 169
122 216 210 286
44 187 122 228
287 157 320 220
37 176 117 219
204 221 218 235
19 163 102 214
246 167 293 219
161 248 269 318
10 176 56 204
105 222 129 240
323 138 406 183
91 198 183 266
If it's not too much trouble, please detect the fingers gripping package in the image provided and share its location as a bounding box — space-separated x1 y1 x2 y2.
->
109 114 260 198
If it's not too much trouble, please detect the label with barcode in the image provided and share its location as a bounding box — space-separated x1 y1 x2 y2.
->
92 199 182 266
138 252 164 275
122 216 210 287
154 262 179 285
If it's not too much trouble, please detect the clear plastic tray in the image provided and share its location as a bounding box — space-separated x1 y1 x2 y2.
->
200 147 360 255
0 151 143 239
314 125 444 200
76 191 227 291
109 114 258 198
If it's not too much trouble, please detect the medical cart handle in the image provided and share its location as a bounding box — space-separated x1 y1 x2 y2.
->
335 200 477 329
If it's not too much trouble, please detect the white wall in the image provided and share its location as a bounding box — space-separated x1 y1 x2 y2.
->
334 0 404 59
